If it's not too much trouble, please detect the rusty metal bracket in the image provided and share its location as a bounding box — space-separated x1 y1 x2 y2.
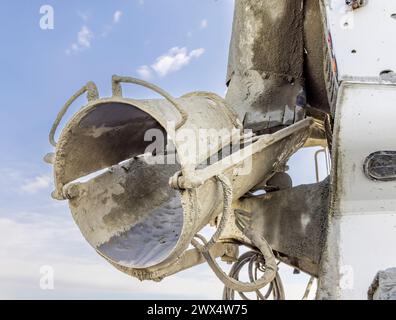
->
170 118 314 190
345 0 366 10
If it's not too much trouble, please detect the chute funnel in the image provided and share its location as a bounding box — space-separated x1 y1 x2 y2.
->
48 76 313 281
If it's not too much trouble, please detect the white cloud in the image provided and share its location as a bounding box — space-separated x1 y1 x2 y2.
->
0 168 53 196
20 175 52 194
200 19 208 29
113 10 123 24
137 65 153 80
145 46 205 77
138 0 145 5
100 11 123 38
0 211 312 299
66 25 94 55
100 25 112 38
0 213 224 299
190 48 205 58
78 26 93 48
78 11 89 22
66 10 124 55
0 168 23 181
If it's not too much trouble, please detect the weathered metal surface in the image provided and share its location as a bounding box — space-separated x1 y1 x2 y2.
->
218 121 315 246
317 82 396 300
53 87 320 283
44 0 396 299
233 179 330 277
66 120 312 280
304 0 331 114
226 0 305 85
53 93 238 200
225 0 330 133
172 118 315 190
67 157 183 268
324 0 396 80
49 81 99 147
55 102 166 193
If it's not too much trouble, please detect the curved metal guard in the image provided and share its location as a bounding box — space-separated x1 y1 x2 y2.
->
112 75 188 130
49 81 99 147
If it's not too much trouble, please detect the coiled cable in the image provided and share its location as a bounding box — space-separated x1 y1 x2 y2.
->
191 174 280 295
223 251 285 300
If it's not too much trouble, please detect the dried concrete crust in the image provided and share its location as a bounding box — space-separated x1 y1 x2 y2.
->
227 0 305 82
237 178 330 276
226 0 330 131
303 0 330 113
316 105 342 299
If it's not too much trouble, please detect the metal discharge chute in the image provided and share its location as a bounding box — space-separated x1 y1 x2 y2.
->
46 75 315 292
45 0 396 300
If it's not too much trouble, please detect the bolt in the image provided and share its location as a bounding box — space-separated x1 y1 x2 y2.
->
64 183 80 199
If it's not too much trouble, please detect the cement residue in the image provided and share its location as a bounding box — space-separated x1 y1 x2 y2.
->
303 0 331 113
54 101 166 188
99 194 183 268
226 0 305 132
251 0 305 80
226 0 330 132
68 157 182 250
243 178 329 274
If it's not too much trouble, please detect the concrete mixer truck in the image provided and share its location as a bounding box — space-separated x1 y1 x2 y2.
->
45 0 396 300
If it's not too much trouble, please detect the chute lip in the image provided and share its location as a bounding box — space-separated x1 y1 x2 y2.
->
92 194 189 271
52 96 195 274
53 96 180 199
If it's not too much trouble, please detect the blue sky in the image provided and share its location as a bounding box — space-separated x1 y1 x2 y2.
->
0 0 327 299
